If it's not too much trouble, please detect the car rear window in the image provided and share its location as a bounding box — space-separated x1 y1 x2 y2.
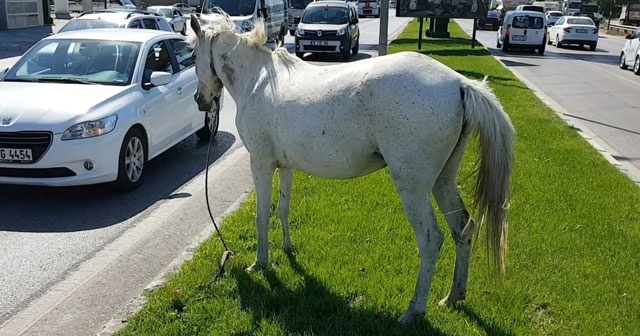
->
567 18 593 25
512 15 544 29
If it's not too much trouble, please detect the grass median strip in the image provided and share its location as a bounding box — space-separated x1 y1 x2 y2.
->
116 19 640 335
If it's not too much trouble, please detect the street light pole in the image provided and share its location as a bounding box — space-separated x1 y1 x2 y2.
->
378 0 389 56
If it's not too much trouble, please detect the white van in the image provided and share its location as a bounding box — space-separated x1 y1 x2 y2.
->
199 0 287 42
497 10 547 55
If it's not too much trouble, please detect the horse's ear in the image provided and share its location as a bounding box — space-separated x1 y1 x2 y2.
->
190 14 202 37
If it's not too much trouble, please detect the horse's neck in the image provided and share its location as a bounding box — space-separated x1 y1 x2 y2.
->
218 39 276 102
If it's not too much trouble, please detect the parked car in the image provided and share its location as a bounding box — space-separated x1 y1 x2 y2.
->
172 2 196 14
0 29 220 190
146 6 187 35
497 10 547 55
619 27 640 74
295 0 360 60
545 10 563 25
477 10 500 30
547 16 598 51
58 10 174 33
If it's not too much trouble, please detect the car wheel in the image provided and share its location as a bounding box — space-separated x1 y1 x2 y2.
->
538 44 545 55
547 33 552 45
341 42 351 60
296 52 304 58
496 37 501 48
196 106 220 140
634 56 640 75
352 37 359 55
555 35 562 47
501 38 509 52
589 43 596 51
620 53 628 69
116 127 147 191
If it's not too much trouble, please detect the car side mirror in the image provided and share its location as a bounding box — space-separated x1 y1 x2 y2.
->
352 17 359 24
143 71 172 90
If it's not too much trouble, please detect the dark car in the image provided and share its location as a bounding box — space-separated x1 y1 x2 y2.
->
477 10 500 30
294 0 360 60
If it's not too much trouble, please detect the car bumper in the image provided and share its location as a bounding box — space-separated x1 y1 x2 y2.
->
560 35 598 44
0 131 122 187
296 38 350 54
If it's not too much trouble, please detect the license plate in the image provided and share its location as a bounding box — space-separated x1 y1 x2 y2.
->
512 35 527 41
0 148 33 163
576 29 588 33
311 41 329 46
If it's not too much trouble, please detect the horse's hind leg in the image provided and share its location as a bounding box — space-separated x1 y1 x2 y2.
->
247 157 276 273
433 133 476 307
278 168 294 254
389 168 444 323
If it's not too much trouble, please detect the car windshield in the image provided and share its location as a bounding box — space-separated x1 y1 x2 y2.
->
148 7 173 18
288 0 314 10
58 19 121 33
567 18 593 25
512 15 544 29
302 6 348 24
2 39 141 86
207 0 256 16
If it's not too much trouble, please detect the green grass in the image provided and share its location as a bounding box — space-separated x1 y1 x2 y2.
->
116 20 640 335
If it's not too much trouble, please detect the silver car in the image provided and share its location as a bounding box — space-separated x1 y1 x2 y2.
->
146 6 187 35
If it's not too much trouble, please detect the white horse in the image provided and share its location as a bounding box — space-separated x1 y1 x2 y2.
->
189 14 514 323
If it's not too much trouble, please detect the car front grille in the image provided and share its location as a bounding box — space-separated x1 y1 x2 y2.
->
0 131 53 163
0 167 76 178
302 30 338 38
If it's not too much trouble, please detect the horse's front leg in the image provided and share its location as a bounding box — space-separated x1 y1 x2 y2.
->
246 157 276 273
278 168 294 254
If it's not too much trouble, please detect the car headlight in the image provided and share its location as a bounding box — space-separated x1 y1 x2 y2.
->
336 28 346 36
62 115 117 140
296 27 305 36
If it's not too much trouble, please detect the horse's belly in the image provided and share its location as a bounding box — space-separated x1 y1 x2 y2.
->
281 149 387 179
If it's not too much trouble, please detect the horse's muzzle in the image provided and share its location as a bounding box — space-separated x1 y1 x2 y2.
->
194 92 212 112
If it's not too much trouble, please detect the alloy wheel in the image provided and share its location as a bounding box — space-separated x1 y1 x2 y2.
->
124 137 144 183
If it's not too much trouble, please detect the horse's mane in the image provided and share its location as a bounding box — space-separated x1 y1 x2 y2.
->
189 10 298 75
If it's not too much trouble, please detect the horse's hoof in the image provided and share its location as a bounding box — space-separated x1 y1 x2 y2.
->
283 242 295 255
246 262 266 273
397 311 418 324
438 294 465 307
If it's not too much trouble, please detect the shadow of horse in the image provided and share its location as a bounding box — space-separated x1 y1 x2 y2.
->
228 255 448 336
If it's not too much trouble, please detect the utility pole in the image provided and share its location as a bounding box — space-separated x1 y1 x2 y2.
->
378 0 390 56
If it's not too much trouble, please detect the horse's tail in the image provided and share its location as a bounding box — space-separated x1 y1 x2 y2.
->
461 76 515 276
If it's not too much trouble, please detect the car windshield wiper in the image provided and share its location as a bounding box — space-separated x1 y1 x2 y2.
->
35 77 97 85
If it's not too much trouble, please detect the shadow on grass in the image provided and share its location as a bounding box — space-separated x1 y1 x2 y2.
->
230 255 449 336
391 37 473 47
458 305 516 336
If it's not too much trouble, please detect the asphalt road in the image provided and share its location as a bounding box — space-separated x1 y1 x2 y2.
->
455 18 640 184
0 12 412 336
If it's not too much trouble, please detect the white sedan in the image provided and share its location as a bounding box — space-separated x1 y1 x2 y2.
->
146 6 187 35
547 16 599 51
0 29 220 190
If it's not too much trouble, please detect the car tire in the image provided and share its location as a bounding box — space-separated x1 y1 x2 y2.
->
295 52 304 58
538 44 545 55
496 37 501 48
116 127 147 191
589 43 596 51
352 38 359 55
547 33 552 45
620 53 628 69
341 42 351 60
501 38 509 52
196 106 220 140
634 56 640 75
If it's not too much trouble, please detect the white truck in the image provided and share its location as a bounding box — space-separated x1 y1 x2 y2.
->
620 3 640 26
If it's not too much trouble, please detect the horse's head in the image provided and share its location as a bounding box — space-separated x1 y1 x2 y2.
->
190 14 224 112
